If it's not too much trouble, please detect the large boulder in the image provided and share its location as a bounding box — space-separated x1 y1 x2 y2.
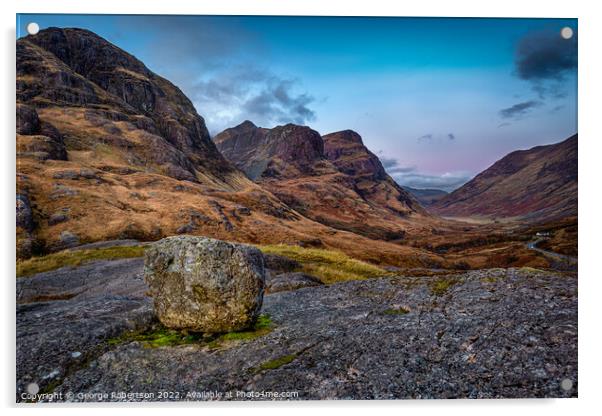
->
144 236 265 333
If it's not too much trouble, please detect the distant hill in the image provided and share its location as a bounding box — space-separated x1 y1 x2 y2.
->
215 122 431 240
432 135 577 221
402 187 448 207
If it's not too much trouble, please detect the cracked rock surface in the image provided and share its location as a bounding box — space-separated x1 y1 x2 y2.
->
17 262 577 401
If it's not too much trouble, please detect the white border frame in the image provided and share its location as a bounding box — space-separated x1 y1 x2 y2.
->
2 1 600 415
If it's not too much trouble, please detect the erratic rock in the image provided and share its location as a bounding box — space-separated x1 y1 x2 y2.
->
144 236 265 333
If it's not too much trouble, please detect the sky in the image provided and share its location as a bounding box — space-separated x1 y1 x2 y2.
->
17 15 577 192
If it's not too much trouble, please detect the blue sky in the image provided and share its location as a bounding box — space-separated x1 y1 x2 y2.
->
17 15 577 191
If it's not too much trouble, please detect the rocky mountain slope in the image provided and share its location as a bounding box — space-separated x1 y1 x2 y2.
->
402 186 448 207
215 122 428 240
432 135 577 220
17 256 577 400
16 27 445 269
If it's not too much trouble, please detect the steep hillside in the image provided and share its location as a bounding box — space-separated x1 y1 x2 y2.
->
16 27 444 270
432 135 577 220
215 122 430 240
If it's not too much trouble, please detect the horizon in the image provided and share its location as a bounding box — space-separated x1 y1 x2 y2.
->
17 14 578 192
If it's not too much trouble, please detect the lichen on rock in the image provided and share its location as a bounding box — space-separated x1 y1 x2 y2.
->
144 236 265 333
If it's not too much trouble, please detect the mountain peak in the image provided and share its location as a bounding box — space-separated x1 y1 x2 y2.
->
323 130 364 145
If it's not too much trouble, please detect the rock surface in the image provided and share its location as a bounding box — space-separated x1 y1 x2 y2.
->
16 258 153 399
16 259 577 401
266 272 323 294
144 236 266 332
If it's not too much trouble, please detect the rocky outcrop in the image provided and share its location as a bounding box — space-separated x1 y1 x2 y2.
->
323 130 387 180
215 122 327 180
215 122 429 241
17 27 238 181
266 272 323 293
16 257 153 399
144 236 266 332
432 135 577 220
17 261 577 401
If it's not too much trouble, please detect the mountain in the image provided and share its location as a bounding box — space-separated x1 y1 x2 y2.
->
215 122 429 240
16 27 443 269
402 187 448 207
432 135 577 220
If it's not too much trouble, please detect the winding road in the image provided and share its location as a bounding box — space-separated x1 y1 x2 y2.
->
527 238 577 264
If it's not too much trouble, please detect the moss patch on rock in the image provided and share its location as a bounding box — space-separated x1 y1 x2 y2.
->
109 314 274 349
383 306 410 315
429 276 461 296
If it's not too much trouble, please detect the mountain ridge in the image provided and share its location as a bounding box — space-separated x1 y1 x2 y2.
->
432 134 577 220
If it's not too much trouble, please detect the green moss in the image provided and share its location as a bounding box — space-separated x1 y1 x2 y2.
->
208 314 273 348
17 245 146 277
383 306 410 315
255 353 298 373
109 327 205 348
110 315 274 349
258 244 392 284
429 277 461 296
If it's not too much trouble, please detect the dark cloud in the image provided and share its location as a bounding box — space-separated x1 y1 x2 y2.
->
243 78 316 125
499 100 541 119
417 134 433 142
514 28 577 98
116 16 317 133
378 157 470 192
515 29 577 81
188 67 316 134
497 122 511 128
448 133 456 141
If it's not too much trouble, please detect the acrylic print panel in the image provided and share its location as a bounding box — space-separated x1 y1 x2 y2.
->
16 14 577 402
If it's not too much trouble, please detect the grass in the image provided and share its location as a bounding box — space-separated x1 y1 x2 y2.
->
258 244 393 284
429 276 461 296
383 306 410 315
254 353 298 373
110 314 274 349
208 314 273 347
108 327 204 348
16 245 146 277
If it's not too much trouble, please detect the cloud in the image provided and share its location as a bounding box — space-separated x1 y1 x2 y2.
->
243 78 316 125
497 122 511 128
499 100 541 119
514 28 577 98
187 67 316 134
378 157 470 192
379 156 400 170
416 133 457 143
118 15 317 134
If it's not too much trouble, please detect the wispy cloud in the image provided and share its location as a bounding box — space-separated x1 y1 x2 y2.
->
416 133 457 143
499 100 542 119
378 157 470 192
